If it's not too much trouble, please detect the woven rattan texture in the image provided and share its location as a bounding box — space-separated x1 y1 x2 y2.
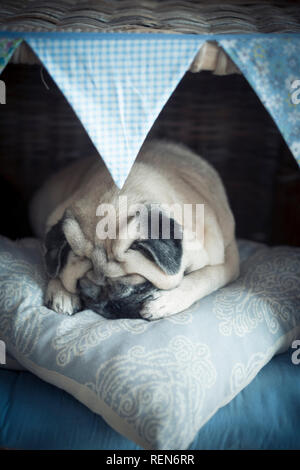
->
0 1 299 33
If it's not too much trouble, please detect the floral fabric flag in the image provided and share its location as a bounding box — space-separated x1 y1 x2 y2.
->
0 38 22 74
220 35 300 167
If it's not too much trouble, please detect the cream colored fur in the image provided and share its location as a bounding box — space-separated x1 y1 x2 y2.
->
30 140 239 319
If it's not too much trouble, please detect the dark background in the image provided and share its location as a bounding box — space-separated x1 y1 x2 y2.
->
0 64 299 245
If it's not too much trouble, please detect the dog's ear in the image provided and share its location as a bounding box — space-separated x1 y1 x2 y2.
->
131 212 183 275
44 219 70 278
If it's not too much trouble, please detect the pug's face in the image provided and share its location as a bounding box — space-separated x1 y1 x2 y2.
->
44 207 183 319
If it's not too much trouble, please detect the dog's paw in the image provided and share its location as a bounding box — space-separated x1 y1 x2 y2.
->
45 278 81 315
140 289 186 321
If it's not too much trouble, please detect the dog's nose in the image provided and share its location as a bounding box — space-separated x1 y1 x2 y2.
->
78 277 101 300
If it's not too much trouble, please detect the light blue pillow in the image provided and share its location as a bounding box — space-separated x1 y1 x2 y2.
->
0 235 299 450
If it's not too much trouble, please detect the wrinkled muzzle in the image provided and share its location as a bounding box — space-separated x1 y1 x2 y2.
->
77 277 156 319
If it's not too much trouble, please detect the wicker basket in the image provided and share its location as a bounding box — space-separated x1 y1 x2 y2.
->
0 62 299 245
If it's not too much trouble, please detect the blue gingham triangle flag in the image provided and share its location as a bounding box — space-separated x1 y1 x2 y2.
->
27 34 204 188
219 35 300 168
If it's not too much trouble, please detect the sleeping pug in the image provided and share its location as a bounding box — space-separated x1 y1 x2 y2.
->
29 140 239 320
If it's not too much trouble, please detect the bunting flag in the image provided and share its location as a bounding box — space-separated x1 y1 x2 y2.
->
0 38 22 74
220 35 300 167
0 33 300 184
26 34 204 187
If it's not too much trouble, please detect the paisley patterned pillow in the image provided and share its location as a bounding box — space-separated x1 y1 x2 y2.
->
0 236 299 450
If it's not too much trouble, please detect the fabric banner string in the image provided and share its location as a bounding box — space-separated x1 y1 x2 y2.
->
0 33 299 187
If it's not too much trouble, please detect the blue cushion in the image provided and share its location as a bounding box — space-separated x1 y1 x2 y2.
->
0 236 300 449
1 349 299 450
190 348 300 450
0 368 140 450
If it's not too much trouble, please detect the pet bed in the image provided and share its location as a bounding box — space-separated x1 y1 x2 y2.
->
1 348 299 450
0 236 300 449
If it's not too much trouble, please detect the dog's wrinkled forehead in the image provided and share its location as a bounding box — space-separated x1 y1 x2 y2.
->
102 205 183 289
90 206 184 284
45 204 184 291
61 214 127 280
90 244 126 279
